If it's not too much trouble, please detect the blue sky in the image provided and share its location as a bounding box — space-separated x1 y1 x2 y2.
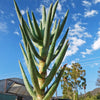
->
0 0 100 96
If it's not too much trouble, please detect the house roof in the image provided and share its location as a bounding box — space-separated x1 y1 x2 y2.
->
0 78 32 97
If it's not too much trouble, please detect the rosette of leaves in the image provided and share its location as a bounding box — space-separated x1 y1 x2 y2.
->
14 0 69 99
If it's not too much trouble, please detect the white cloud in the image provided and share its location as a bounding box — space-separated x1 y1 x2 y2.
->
82 55 86 58
72 3 75 8
81 28 100 57
14 31 19 35
57 3 62 11
61 0 66 3
36 5 43 15
95 63 99 65
66 37 86 56
67 64 72 68
36 2 63 21
94 0 100 4
71 60 75 64
92 29 100 50
84 32 92 38
75 58 80 62
82 1 91 7
10 13 14 17
81 49 92 55
11 20 15 24
69 22 91 38
67 60 76 68
72 13 81 21
92 37 100 50
0 22 8 33
41 0 51 6
97 31 100 36
0 10 4 14
20 10 25 15
66 45 79 56
84 10 98 17
37 1 62 16
71 37 86 46
70 22 85 38
36 4 50 17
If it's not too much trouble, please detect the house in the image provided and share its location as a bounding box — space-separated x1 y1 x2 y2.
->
0 78 70 100
0 78 32 100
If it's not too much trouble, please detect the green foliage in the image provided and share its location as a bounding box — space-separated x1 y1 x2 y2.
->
61 63 86 100
97 93 100 99
96 68 100 86
14 0 69 99
79 92 100 100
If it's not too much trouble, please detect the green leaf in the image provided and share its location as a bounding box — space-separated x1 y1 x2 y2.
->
43 65 66 100
50 20 57 44
20 43 28 65
50 0 59 26
51 19 57 34
41 40 69 89
19 25 27 51
52 28 69 60
21 19 44 61
27 11 38 41
14 0 42 45
42 6 46 28
32 12 42 39
14 0 22 24
43 3 53 47
18 61 35 97
57 10 69 40
39 21 44 38
39 21 42 30
27 44 42 95
43 20 60 72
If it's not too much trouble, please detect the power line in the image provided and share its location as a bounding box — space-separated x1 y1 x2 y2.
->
80 60 100 65
0 72 21 78
79 56 100 63
0 57 100 78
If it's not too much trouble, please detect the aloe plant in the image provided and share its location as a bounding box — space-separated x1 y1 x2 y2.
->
14 0 69 100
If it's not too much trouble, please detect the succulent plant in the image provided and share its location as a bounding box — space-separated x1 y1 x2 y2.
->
14 0 69 100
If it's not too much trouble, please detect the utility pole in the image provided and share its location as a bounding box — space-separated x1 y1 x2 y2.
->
55 75 57 98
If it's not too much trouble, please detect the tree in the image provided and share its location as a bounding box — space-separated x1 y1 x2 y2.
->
96 68 100 86
14 0 69 100
61 63 86 100
79 92 100 100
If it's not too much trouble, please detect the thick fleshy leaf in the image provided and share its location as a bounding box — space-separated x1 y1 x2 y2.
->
43 64 66 100
57 10 69 40
27 44 42 95
43 20 60 72
43 3 53 47
19 25 27 51
14 0 41 45
42 6 46 28
14 0 22 24
27 11 38 40
19 61 35 97
41 41 69 89
52 28 69 60
32 12 42 39
50 20 57 44
20 43 43 79
51 19 57 34
50 0 59 26
20 43 28 64
21 19 44 61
